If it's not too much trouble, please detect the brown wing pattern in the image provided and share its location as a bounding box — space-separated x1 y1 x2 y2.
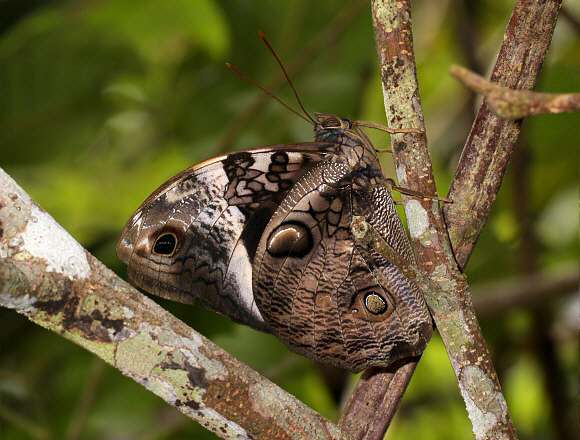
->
117 143 334 331
252 147 432 372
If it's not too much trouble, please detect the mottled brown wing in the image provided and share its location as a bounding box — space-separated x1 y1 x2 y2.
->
117 143 335 331
252 156 433 372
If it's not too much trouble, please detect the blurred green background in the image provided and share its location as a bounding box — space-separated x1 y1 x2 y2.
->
1 1 578 439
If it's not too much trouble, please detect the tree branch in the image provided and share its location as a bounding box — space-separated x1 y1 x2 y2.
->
431 2 562 430
338 1 429 436
349 215 517 440
0 168 347 440
444 0 562 269
341 0 566 438
339 360 419 439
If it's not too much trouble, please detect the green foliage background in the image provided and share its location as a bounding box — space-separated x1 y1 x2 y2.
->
1 1 578 439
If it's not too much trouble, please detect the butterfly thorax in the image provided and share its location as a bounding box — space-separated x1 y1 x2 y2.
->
313 113 382 177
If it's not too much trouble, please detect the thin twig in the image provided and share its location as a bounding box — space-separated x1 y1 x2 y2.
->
471 267 578 317
64 359 105 440
510 136 577 440
450 65 580 119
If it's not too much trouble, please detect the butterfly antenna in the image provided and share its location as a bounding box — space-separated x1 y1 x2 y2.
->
258 30 317 125
226 63 312 125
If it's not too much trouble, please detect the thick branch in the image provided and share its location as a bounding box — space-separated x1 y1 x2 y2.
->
0 168 347 440
444 0 562 269
338 1 428 436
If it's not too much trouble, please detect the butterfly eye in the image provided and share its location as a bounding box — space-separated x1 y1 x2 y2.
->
364 292 388 315
153 233 177 255
267 221 312 258
341 117 353 128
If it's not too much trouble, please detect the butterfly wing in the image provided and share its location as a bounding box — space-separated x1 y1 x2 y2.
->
117 143 335 331
252 147 433 372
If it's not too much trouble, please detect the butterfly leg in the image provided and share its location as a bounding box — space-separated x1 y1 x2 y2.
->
355 121 425 135
385 178 453 203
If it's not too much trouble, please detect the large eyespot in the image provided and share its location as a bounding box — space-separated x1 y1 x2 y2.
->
266 221 312 258
350 289 394 322
153 233 177 255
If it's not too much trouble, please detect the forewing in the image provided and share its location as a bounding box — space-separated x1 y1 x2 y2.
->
117 143 334 331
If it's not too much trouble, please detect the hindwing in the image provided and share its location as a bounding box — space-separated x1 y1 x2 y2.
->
252 125 432 372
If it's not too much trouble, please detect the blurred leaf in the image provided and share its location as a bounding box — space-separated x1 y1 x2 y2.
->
87 0 229 65
504 356 549 436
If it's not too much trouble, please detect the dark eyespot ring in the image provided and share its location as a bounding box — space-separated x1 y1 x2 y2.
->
153 233 177 255
364 292 388 315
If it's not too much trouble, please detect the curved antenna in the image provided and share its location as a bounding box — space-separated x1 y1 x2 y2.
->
258 31 316 125
226 63 313 125
226 31 317 126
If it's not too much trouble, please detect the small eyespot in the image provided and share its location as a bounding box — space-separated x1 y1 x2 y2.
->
364 292 388 315
351 289 393 322
153 233 177 255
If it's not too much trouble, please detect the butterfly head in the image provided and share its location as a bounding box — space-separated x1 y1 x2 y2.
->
313 113 352 132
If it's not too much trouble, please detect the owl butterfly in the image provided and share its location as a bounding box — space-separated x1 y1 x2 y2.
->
117 44 435 373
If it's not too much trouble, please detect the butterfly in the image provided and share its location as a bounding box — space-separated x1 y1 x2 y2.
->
117 111 434 373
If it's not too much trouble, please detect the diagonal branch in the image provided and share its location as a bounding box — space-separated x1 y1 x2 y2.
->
444 0 562 270
0 168 348 440
339 1 435 437
372 0 560 438
429 3 562 429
